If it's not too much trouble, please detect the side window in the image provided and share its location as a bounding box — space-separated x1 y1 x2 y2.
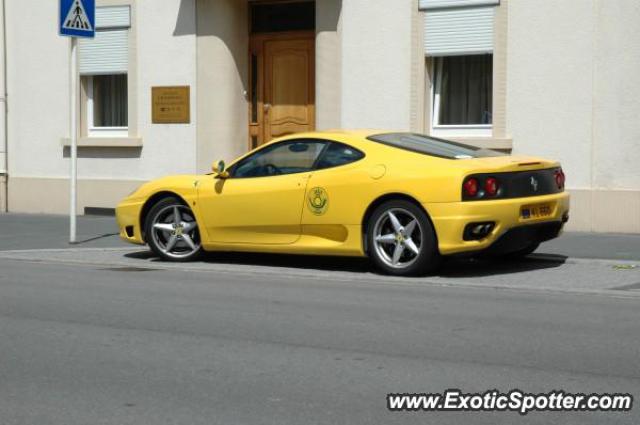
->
315 142 365 170
232 140 327 178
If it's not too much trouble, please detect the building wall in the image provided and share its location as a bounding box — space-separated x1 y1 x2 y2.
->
135 0 197 178
6 0 198 214
3 0 426 215
340 0 416 130
196 0 249 173
315 0 342 130
6 1 69 182
0 0 6 213
592 1 640 190
3 0 639 233
318 0 423 132
507 0 640 232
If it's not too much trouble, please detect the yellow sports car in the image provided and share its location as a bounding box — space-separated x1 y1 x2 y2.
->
116 130 569 276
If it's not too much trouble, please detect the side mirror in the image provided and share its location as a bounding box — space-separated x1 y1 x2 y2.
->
211 159 229 178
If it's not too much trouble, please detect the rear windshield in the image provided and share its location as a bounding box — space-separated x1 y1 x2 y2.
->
367 133 506 159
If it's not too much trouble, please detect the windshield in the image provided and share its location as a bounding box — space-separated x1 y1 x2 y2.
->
367 133 506 159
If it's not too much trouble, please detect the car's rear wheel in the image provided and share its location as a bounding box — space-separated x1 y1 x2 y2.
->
145 197 202 261
367 200 441 276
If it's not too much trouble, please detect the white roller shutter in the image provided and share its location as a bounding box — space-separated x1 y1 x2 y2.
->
94 5 131 28
424 6 494 56
420 0 499 10
79 6 130 75
422 0 497 57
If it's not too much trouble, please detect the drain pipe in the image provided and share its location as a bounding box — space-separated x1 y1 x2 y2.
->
0 0 7 212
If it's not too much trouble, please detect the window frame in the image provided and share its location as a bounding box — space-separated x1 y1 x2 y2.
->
80 5 132 139
430 56 493 138
313 141 366 171
85 74 129 138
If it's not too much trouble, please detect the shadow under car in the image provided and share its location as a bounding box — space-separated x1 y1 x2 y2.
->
124 250 568 278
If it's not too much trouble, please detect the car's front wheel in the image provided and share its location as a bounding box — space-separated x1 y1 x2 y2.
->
367 200 441 276
145 197 202 261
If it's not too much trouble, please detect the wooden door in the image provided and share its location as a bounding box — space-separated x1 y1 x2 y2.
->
262 37 315 143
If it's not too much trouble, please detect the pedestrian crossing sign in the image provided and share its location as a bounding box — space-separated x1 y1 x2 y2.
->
59 0 95 38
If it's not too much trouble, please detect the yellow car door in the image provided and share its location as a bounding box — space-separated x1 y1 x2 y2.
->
197 140 328 245
301 141 369 228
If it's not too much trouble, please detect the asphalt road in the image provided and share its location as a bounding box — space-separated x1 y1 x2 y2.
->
1 254 639 425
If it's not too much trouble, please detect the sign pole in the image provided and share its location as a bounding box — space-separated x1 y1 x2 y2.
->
60 0 95 244
70 36 78 244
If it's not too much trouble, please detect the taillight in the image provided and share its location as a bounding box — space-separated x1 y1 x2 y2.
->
485 177 499 196
555 169 565 189
463 178 479 197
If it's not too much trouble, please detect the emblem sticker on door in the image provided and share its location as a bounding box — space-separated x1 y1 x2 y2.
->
307 187 329 215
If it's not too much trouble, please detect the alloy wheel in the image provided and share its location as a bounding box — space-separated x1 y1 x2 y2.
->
372 208 424 269
150 204 201 259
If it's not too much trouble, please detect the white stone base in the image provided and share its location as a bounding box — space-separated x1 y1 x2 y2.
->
7 177 143 215
565 189 640 233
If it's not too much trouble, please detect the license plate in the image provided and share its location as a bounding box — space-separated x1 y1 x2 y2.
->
521 203 552 220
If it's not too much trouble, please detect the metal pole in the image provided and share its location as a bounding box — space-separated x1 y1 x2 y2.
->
0 0 7 213
70 37 77 244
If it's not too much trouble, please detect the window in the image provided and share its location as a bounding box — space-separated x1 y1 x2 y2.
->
422 2 496 137
367 133 505 159
79 6 130 137
432 54 493 137
87 74 128 135
232 140 327 178
316 143 365 169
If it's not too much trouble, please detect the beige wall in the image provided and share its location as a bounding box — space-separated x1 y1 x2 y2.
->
491 0 508 140
507 0 640 233
340 0 416 130
196 0 249 173
4 0 199 214
5 0 198 183
409 1 426 132
315 0 342 130
591 0 640 191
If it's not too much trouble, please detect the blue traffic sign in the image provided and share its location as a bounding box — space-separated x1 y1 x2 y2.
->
59 0 95 38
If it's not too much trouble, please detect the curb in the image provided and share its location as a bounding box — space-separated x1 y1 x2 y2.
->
0 248 638 300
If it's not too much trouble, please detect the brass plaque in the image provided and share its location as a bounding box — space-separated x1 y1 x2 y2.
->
152 86 190 124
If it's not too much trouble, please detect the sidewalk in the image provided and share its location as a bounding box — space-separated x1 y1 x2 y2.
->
0 213 125 251
537 231 640 262
0 213 639 261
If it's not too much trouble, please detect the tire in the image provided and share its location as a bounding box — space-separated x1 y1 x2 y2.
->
144 197 203 262
366 200 441 276
503 242 540 260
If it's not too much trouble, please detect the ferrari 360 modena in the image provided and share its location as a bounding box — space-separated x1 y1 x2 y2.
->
116 130 569 276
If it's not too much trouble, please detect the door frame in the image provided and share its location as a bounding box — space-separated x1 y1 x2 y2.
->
248 31 316 150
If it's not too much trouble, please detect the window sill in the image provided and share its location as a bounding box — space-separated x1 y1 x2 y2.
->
61 137 143 148
431 125 493 138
